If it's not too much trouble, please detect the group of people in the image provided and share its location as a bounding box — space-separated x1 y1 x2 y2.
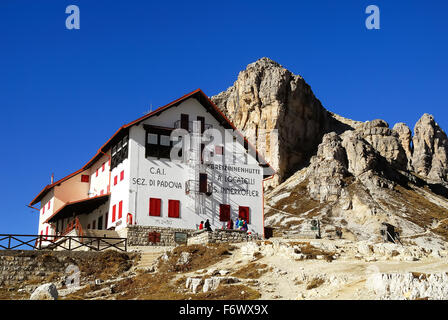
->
198 219 213 231
226 217 248 231
198 218 248 232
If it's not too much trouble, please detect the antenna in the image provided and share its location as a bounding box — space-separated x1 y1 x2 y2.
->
143 103 153 115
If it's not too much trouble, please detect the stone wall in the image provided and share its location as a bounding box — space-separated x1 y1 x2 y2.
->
0 251 65 286
126 225 196 247
0 250 107 287
187 229 262 245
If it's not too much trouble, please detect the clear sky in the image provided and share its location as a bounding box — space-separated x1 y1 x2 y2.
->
0 0 447 234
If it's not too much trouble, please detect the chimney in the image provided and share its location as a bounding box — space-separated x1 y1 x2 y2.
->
51 173 54 184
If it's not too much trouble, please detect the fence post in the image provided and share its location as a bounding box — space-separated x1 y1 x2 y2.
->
124 238 127 252
8 236 11 250
68 237 72 251
39 235 42 250
97 238 100 251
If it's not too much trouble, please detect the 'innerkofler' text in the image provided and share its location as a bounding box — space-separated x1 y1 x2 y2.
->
219 186 260 197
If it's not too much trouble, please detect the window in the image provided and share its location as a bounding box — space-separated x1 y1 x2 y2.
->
118 201 123 219
145 125 173 159
111 135 129 169
120 170 124 181
149 198 161 216
160 135 171 146
215 146 224 155
148 133 158 144
114 175 118 186
168 200 180 218
98 216 103 230
180 114 189 131
238 206 250 224
199 173 208 193
87 224 90 230
81 175 90 183
197 116 205 133
92 220 96 229
219 204 231 222
112 205 116 222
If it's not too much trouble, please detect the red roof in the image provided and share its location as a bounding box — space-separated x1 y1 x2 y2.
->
30 89 275 206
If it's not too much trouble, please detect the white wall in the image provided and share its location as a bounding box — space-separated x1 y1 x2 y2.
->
38 190 55 237
107 157 131 231
88 155 111 197
127 98 265 235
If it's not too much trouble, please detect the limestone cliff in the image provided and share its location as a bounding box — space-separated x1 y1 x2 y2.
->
212 57 448 242
211 57 354 188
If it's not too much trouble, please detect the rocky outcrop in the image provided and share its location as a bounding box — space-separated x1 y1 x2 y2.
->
212 58 344 187
359 120 408 170
412 113 448 182
265 116 448 242
392 122 413 167
212 57 448 242
366 273 448 300
306 132 349 202
29 283 58 300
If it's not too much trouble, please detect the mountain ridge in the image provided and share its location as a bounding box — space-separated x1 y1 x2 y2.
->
211 57 448 245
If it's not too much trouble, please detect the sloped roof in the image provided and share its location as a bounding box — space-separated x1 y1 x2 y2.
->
30 89 275 206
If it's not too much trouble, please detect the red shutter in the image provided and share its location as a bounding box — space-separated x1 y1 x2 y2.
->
168 200 180 218
120 170 124 181
96 169 99 177
100 189 104 195
118 201 123 219
149 198 161 216
102 162 105 172
114 176 118 185
112 205 116 222
238 206 250 224
219 204 231 222
48 201 51 210
43 206 45 214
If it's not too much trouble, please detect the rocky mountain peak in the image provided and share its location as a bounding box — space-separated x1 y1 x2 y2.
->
213 58 448 243
412 113 448 182
212 58 349 187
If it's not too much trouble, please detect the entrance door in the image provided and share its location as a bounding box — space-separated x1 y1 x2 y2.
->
199 173 208 193
98 216 103 230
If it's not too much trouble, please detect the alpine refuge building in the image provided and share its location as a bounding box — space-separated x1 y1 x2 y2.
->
29 89 275 246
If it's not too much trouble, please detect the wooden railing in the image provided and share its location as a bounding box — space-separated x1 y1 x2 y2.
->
0 234 127 252
60 217 84 238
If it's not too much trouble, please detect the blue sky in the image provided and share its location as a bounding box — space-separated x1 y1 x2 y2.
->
0 0 447 234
